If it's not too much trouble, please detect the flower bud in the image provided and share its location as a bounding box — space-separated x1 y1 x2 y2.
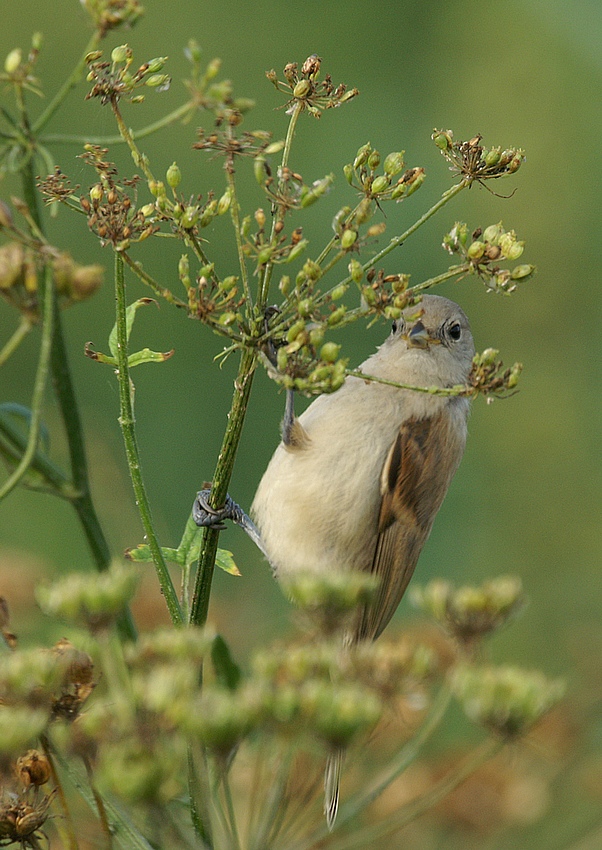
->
147 56 167 74
340 229 357 249
348 258 363 283
320 342 340 363
330 282 348 300
383 151 405 176
166 162 181 189
367 150 380 170
327 305 346 326
353 143 371 169
217 187 232 215
279 275 291 296
148 180 165 198
482 222 503 244
181 206 199 228
293 79 311 98
145 74 171 89
309 326 324 347
111 45 129 64
467 240 486 260
510 264 535 280
4 48 21 74
432 129 453 151
343 163 354 185
370 175 389 195
484 147 501 166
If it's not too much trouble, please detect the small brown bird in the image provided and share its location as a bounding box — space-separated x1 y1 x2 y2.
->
250 294 475 824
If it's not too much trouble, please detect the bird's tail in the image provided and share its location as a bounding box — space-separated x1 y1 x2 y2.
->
324 749 345 830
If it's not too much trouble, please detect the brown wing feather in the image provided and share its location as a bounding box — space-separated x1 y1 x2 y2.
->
356 409 465 641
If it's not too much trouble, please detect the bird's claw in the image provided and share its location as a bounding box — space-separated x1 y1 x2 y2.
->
192 489 241 529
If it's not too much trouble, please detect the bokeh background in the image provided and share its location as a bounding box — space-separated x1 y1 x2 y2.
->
0 0 600 846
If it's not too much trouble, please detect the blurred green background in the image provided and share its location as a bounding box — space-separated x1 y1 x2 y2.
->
0 0 600 846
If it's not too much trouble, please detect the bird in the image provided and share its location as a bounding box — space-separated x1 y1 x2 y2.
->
194 293 475 826
251 293 474 823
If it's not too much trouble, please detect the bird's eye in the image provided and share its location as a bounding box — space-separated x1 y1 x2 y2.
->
448 321 462 341
391 319 398 334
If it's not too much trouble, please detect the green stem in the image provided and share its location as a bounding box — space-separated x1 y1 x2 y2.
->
40 100 197 146
222 770 242 850
258 101 303 308
326 180 470 298
120 251 188 307
326 738 501 850
226 165 252 309
113 252 183 626
187 746 214 849
0 316 33 366
0 265 53 501
296 683 453 850
366 180 469 270
409 263 470 294
111 99 155 182
189 345 257 627
33 31 102 134
17 125 136 642
345 369 469 398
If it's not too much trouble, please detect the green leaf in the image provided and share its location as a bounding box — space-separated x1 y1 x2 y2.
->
215 548 241 576
108 297 157 359
126 535 240 576
127 347 175 368
211 634 241 691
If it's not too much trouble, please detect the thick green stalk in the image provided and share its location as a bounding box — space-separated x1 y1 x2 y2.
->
189 345 257 627
113 253 183 626
18 131 137 641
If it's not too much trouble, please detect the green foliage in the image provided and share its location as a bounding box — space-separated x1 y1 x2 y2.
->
0 2 581 849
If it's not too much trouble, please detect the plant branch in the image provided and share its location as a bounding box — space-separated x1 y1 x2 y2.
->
326 737 501 850
0 265 53 501
40 99 197 146
189 345 257 627
0 316 33 366
113 252 183 626
33 31 102 133
257 100 303 307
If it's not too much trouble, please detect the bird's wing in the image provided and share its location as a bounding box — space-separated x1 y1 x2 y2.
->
355 409 464 641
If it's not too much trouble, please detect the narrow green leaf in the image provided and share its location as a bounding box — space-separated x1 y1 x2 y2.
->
127 347 175 368
211 634 241 691
215 548 241 576
108 297 157 359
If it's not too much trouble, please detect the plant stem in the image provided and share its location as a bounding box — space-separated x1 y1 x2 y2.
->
258 101 303 308
113 252 183 626
187 746 214 849
0 316 33 366
345 370 469 398
40 734 79 850
33 31 101 134
326 737 501 850
17 125 137 642
0 265 53 501
189 345 257 627
330 180 470 296
40 99 197 146
226 165 252 309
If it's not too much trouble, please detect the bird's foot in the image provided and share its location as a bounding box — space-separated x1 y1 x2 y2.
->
192 489 270 559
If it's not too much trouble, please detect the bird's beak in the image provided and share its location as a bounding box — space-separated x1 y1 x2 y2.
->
406 320 431 349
